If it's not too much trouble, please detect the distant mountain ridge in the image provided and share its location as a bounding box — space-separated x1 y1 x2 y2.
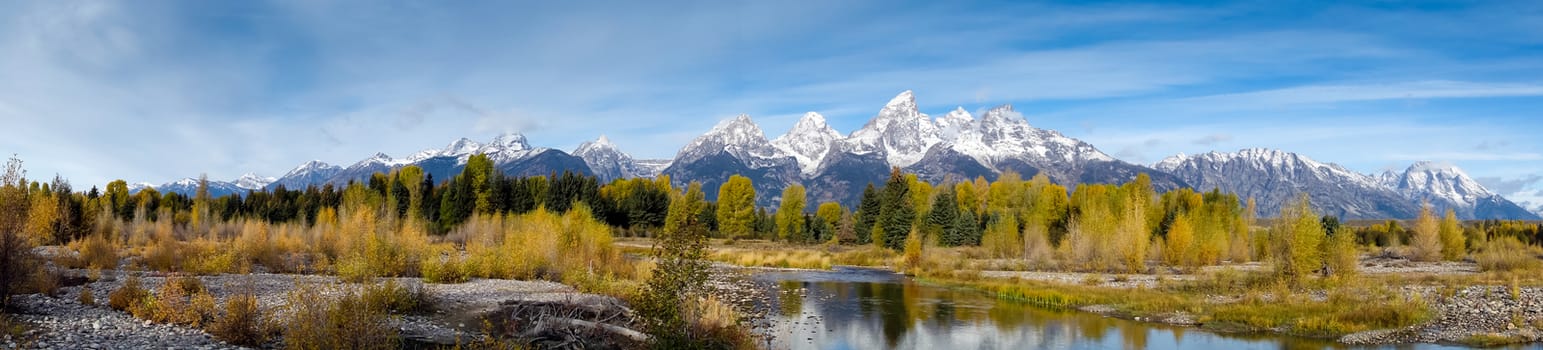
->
126 90 1538 220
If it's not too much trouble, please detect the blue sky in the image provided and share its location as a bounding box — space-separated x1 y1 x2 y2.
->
1 0 1541 210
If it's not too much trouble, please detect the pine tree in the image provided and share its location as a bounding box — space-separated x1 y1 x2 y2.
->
877 169 913 250
715 175 756 239
854 183 880 245
775 184 807 243
927 185 962 246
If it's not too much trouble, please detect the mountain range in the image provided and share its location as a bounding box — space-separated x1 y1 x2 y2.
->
129 91 1540 220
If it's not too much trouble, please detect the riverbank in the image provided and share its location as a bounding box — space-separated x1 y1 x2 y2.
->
662 238 1543 347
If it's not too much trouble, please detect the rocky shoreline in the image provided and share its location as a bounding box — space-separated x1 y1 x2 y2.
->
1 269 626 350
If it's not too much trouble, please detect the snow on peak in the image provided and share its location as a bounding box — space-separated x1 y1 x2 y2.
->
358 152 408 166
574 134 644 180
286 160 339 176
704 114 771 147
675 114 789 168
445 138 483 155
575 135 624 156
1154 153 1190 171
489 132 529 151
772 112 843 174
234 173 275 190
1385 160 1492 205
886 90 916 109
845 91 940 167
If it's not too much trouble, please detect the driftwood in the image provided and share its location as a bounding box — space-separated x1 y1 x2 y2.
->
544 317 650 342
491 296 647 349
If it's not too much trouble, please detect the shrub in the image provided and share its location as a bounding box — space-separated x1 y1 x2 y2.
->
1475 237 1541 272
281 283 399 350
208 294 272 347
77 234 119 270
361 279 431 315
419 245 468 284
108 275 150 311
30 267 60 297
78 287 95 305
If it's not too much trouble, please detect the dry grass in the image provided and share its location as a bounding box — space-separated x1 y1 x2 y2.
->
708 248 833 270
1474 237 1543 273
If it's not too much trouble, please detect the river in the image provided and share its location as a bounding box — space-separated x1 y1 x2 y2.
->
746 266 1481 350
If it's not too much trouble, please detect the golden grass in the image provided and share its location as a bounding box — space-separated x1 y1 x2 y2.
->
708 248 833 270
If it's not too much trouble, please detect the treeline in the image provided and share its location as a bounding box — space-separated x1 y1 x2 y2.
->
7 152 1542 275
44 155 670 244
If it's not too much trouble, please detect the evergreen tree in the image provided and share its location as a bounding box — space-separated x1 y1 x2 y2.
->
928 185 963 246
853 183 880 245
877 169 914 250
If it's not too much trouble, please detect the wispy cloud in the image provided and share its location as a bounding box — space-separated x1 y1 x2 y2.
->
1181 80 1543 108
0 0 1540 192
1387 152 1543 161
1475 175 1543 196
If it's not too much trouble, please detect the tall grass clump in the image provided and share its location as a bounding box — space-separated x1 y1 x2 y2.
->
1474 237 1542 272
280 283 398 350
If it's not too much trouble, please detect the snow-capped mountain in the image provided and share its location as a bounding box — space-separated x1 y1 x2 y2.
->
843 91 944 168
268 161 342 190
634 159 671 178
234 173 275 190
317 132 589 186
574 135 656 181
1378 161 1540 220
662 114 800 204
132 175 267 198
1155 149 1421 219
796 92 1182 205
771 112 843 175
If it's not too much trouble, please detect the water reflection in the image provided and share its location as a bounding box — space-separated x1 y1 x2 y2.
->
750 267 1470 350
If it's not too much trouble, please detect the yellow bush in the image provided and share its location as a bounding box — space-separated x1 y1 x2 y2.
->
419 244 468 284
1475 237 1541 272
75 234 120 270
208 293 271 347
108 275 150 311
280 283 398 350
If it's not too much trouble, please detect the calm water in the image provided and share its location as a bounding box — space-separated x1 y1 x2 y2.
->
749 267 1477 350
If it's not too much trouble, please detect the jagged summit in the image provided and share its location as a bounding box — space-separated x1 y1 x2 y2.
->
1155 148 1415 219
489 132 530 151
674 114 789 168
574 134 657 180
234 173 275 190
772 112 843 175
